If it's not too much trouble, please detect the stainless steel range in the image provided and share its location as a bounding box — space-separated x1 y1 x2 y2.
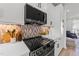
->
23 36 55 56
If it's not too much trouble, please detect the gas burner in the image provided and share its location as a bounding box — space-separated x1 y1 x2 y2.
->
23 36 55 56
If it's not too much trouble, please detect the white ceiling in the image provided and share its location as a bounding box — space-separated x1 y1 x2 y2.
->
65 3 79 19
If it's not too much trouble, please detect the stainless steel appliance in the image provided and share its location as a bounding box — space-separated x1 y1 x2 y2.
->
23 36 55 56
24 4 47 25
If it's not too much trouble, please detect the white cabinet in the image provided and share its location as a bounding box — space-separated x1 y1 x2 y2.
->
54 4 66 56
54 4 64 56
54 40 60 56
28 3 38 8
58 37 63 54
0 3 25 25
41 3 47 13
54 37 62 56
47 3 55 26
29 3 47 13
0 3 47 25
54 5 61 34
47 4 65 56
47 4 63 34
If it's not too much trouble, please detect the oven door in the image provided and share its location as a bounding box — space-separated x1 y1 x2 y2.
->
46 48 54 56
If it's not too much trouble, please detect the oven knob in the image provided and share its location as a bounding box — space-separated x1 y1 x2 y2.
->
36 50 42 56
32 52 36 56
36 51 40 55
36 51 39 54
32 54 35 56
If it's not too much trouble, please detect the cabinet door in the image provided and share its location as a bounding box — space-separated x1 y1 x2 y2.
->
47 4 55 26
58 38 63 54
54 41 60 56
0 3 25 25
54 38 63 56
28 3 38 8
41 3 47 13
54 5 61 33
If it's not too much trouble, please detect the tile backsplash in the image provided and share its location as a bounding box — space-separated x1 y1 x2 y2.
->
0 24 42 43
0 24 49 43
21 24 41 39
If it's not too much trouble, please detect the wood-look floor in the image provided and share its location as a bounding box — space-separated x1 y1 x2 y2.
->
59 39 79 56
59 47 76 56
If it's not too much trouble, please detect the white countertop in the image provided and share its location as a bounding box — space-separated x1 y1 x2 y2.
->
0 41 30 56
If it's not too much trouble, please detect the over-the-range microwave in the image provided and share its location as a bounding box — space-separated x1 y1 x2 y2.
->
24 4 47 25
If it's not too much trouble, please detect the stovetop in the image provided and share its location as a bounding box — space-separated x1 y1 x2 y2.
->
23 36 53 51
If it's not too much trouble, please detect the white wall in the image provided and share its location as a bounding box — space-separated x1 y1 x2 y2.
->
73 20 79 29
72 20 79 34
65 4 79 32
66 19 73 31
65 4 79 19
